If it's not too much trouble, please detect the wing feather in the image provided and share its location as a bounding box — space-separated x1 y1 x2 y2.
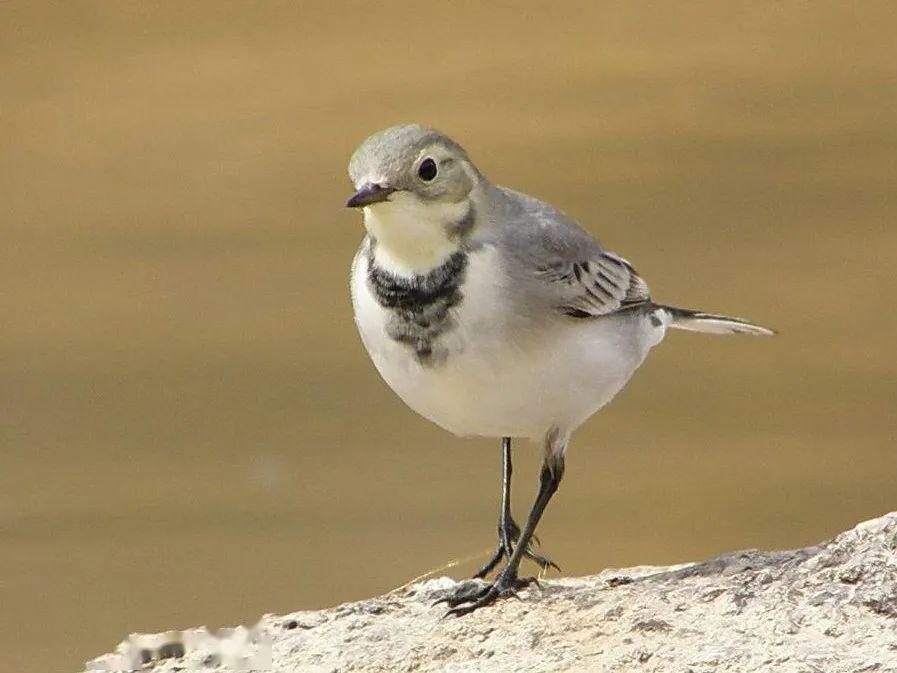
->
489 186 651 319
536 251 651 319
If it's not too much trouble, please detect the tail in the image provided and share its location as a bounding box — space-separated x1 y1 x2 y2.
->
657 304 775 336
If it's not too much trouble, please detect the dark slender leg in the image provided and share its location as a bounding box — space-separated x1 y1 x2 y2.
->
498 436 515 550
472 438 558 580
472 437 513 578
445 447 566 616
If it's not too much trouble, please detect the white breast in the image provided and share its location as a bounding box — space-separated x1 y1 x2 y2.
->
351 243 668 441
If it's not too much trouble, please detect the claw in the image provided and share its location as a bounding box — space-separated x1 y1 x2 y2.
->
442 574 536 617
474 515 560 580
525 548 561 574
433 580 485 608
446 586 499 617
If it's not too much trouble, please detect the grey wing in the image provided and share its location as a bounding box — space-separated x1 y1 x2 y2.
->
534 251 651 318
490 186 651 319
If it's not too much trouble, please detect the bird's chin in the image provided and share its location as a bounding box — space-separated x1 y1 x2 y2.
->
363 197 465 277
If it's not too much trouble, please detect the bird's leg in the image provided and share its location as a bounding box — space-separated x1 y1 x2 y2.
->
471 437 514 578
443 431 567 616
472 437 558 580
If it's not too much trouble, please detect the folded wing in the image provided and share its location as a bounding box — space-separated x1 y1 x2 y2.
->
535 252 651 319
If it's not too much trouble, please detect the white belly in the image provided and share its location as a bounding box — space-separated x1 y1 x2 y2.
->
351 244 666 440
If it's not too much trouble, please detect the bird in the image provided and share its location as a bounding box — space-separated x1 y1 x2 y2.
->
346 124 773 616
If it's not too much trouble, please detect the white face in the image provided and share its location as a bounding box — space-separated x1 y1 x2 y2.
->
362 190 471 277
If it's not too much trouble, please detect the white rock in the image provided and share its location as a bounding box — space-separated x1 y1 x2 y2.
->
84 512 897 673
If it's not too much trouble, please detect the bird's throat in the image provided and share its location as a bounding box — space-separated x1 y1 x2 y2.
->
363 196 469 277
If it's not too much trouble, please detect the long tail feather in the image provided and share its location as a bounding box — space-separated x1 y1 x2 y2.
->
658 305 775 336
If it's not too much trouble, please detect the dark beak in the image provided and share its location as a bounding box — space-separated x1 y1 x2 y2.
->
346 183 396 208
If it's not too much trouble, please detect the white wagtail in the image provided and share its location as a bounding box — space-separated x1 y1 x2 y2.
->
346 124 773 616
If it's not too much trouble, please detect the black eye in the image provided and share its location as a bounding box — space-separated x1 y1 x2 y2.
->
418 158 437 182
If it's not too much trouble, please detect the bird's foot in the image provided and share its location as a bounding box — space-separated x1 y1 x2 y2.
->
437 570 537 617
472 516 560 579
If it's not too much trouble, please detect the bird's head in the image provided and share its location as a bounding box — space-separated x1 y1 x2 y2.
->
347 124 480 209
346 125 483 274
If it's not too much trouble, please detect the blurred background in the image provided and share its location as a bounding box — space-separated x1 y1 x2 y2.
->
3 2 896 670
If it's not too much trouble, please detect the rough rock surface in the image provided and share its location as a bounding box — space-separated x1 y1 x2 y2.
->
86 512 897 672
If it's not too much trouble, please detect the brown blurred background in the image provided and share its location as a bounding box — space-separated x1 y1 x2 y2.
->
2 2 896 670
